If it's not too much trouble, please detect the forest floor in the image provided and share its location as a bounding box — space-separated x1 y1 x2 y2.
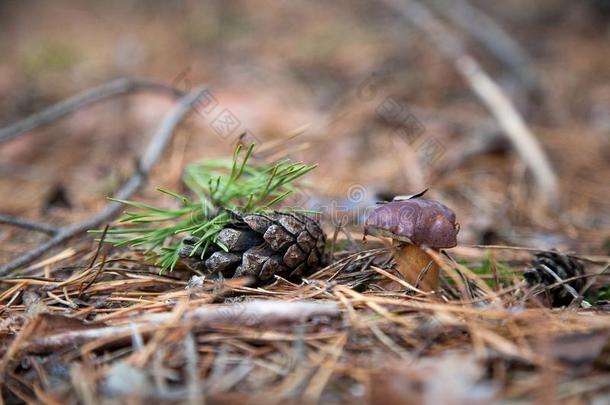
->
0 1 609 403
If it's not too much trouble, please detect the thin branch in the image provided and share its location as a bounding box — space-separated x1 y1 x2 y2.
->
0 214 59 235
22 300 341 353
471 245 610 264
0 78 183 143
430 0 542 94
0 87 209 276
381 0 559 208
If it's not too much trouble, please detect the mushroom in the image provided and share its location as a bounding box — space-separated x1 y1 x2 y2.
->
364 195 459 291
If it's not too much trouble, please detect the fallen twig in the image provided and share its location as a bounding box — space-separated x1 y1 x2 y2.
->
0 214 59 235
22 300 340 352
381 0 559 207
0 78 183 143
430 0 542 94
0 86 209 276
471 245 610 264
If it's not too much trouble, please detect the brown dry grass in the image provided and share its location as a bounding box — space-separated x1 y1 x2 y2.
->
1 239 609 403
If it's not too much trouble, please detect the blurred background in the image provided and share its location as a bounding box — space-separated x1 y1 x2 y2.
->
0 0 609 265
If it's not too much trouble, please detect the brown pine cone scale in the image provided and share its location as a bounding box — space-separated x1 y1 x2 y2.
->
524 251 585 307
179 211 325 282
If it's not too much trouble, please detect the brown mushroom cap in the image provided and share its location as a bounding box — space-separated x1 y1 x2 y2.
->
365 198 459 248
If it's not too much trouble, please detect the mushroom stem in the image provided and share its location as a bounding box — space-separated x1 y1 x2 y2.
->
393 242 439 291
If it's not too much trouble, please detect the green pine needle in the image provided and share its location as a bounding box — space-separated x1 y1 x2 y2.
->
90 144 317 273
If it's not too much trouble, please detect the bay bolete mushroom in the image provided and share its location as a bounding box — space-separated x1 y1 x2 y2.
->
364 195 459 291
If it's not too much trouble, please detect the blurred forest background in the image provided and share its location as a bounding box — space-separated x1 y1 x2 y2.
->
1 0 608 260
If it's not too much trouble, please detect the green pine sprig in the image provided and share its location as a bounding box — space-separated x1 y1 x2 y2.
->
91 144 317 272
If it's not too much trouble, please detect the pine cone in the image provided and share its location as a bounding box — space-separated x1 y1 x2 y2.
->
524 252 585 306
178 211 325 282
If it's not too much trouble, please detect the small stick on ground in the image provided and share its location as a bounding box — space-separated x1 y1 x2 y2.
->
0 87 210 276
0 214 59 235
0 78 183 143
22 300 340 353
430 0 542 94
381 0 559 208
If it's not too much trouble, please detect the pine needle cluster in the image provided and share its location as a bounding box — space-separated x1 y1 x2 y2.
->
93 144 317 272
